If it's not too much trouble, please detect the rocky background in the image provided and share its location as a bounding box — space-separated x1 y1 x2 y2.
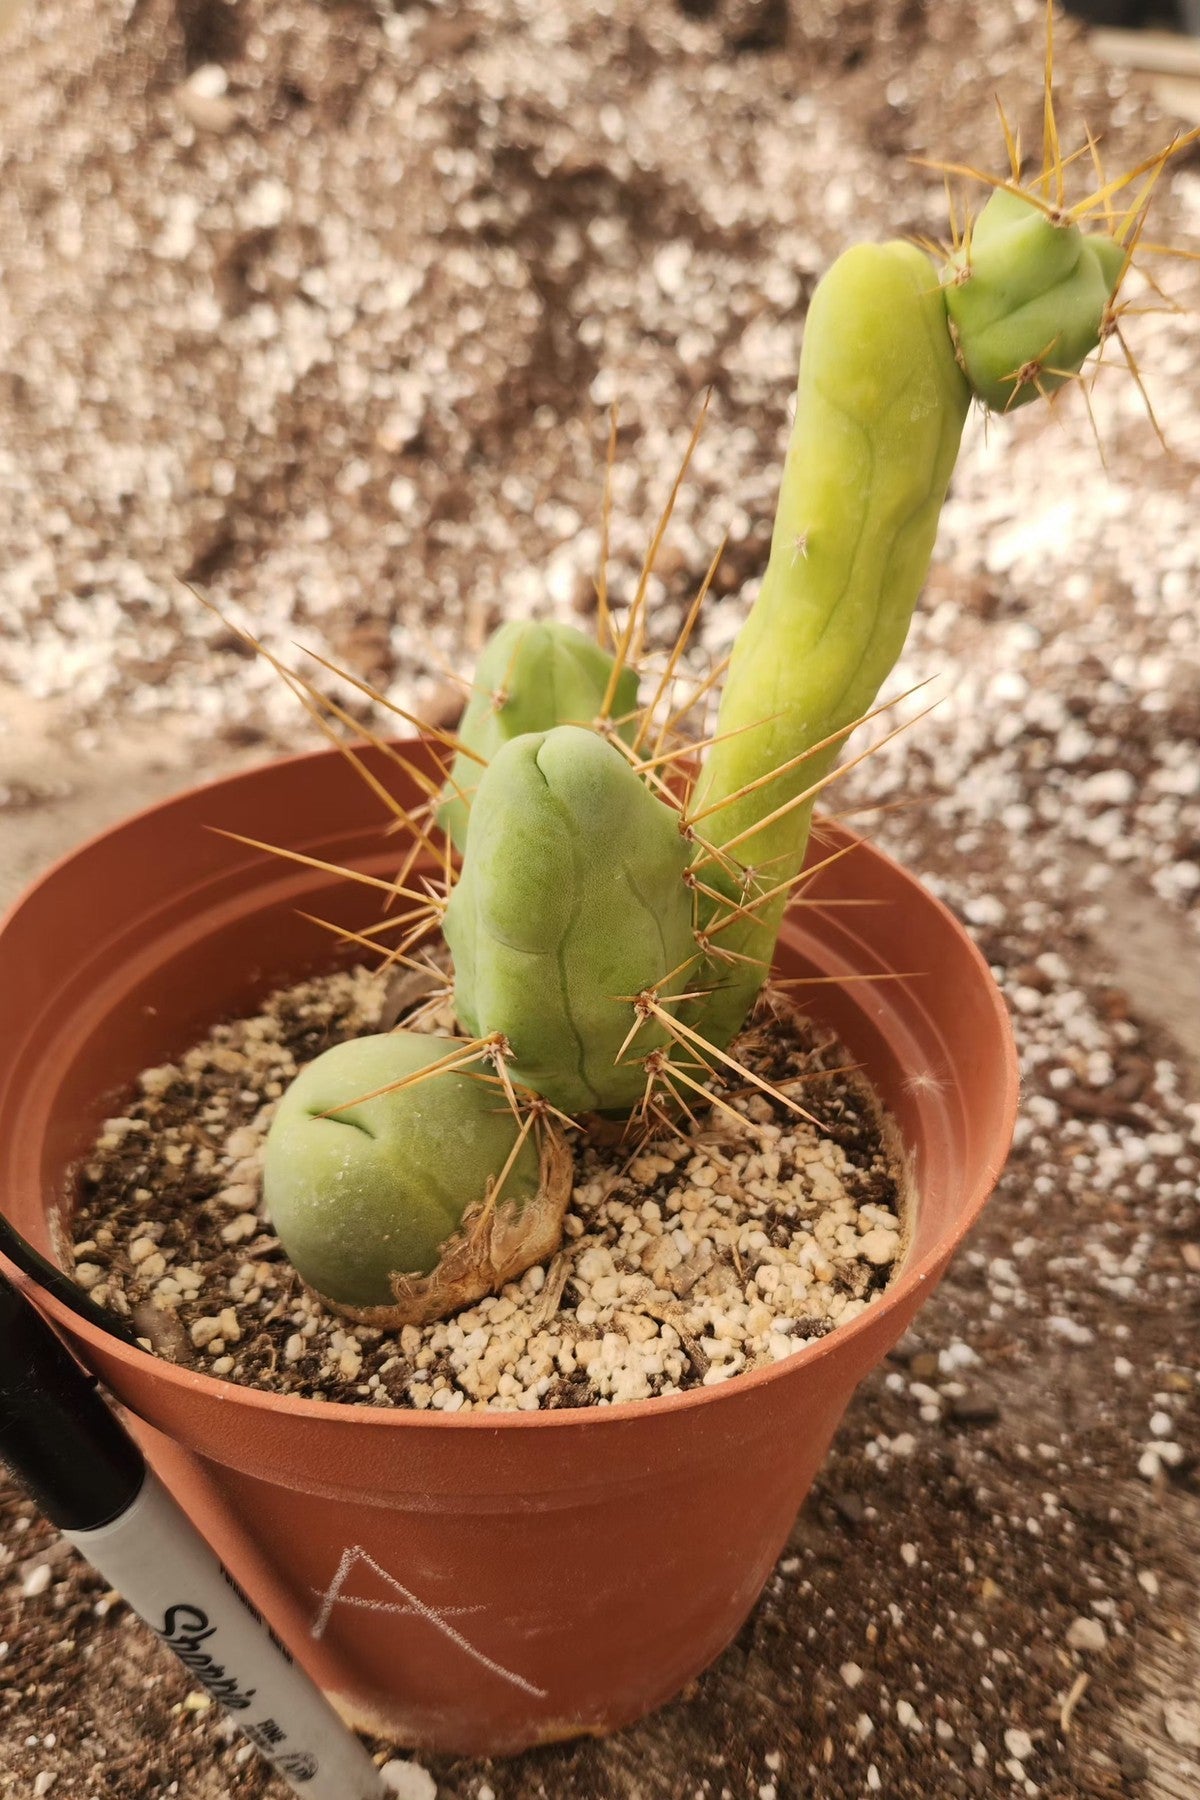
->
1 1 1198 1796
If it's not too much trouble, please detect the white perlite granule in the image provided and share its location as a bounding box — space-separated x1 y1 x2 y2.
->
71 965 908 1412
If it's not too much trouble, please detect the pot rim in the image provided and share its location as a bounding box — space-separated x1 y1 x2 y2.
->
4 740 1020 1432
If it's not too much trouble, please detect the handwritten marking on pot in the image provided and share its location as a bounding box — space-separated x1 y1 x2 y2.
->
311 1545 549 1698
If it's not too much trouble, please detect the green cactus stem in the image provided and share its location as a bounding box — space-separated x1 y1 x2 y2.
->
263 1032 571 1324
443 723 694 1115
259 56 1186 1327
685 239 972 1046
944 188 1126 411
438 619 640 852
686 196 1126 1048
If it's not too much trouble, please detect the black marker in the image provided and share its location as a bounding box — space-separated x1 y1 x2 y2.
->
0 1213 143 1347
0 1270 387 1799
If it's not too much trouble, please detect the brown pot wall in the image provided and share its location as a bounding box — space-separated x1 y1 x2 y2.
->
0 740 1018 1755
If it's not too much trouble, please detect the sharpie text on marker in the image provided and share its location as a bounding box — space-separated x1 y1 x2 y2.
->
156 1602 262 1710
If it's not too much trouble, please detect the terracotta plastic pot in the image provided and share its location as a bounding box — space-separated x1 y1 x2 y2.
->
0 739 1018 1756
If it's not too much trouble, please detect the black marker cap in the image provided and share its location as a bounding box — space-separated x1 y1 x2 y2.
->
0 1271 144 1532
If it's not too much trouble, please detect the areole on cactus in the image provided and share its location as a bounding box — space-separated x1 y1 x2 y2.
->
259 43 1197 1325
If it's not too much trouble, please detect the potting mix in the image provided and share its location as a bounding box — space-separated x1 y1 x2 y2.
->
70 962 909 1410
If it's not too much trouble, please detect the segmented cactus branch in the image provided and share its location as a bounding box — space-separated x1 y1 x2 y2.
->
681 65 1197 1048
685 238 971 1045
443 724 695 1115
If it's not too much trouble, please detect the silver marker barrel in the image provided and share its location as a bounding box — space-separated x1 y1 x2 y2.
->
68 1470 387 1799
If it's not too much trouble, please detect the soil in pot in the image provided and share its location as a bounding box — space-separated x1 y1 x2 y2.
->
67 958 911 1411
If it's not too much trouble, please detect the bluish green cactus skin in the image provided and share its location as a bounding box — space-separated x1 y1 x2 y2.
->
443 724 694 1114
944 190 1125 411
687 241 972 1046
263 1032 543 1308
438 619 640 852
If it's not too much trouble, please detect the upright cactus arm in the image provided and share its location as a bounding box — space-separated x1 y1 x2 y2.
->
687 240 972 1046
686 190 1132 1050
438 619 640 851
443 724 695 1116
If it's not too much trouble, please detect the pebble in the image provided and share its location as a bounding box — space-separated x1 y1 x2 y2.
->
1047 1316 1095 1347
1163 1701 1200 1750
21 1562 52 1599
840 1662 864 1689
1115 1743 1151 1782
830 1491 865 1528
858 1228 901 1266
221 1215 260 1245
950 1390 1000 1425
380 1759 437 1799
964 895 1005 928
1066 1616 1108 1654
1004 1728 1034 1762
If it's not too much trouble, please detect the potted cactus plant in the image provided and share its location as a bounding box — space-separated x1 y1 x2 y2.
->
0 53 1194 1758
256 131 1162 1326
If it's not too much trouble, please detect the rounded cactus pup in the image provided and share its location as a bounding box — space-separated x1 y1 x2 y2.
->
438 618 640 852
943 188 1125 411
263 1032 572 1326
